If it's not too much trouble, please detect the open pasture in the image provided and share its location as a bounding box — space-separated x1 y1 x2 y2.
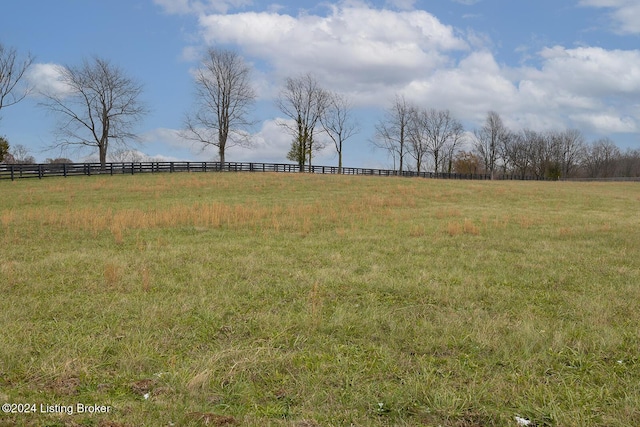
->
1 172 639 426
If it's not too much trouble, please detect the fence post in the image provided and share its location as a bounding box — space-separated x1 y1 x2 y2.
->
10 165 14 181
63 163 67 178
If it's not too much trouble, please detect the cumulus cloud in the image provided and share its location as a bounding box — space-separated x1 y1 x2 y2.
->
570 113 637 134
535 46 640 96
27 63 73 97
140 127 203 158
226 119 335 163
403 51 518 119
162 1 640 139
579 0 640 34
198 3 468 92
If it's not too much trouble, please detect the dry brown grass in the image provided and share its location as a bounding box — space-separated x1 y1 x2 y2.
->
446 218 480 236
409 224 426 237
141 265 151 292
103 262 122 287
434 207 462 219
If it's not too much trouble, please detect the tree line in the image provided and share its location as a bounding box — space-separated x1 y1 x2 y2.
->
373 97 640 179
0 41 638 179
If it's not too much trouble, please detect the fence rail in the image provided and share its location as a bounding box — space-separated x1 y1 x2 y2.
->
560 177 640 182
0 161 547 181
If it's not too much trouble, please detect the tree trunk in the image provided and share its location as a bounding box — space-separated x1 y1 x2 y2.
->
219 146 225 166
99 144 107 171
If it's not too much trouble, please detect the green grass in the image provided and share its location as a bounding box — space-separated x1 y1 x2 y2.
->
1 172 639 426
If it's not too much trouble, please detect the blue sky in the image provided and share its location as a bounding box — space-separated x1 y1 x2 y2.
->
1 0 639 167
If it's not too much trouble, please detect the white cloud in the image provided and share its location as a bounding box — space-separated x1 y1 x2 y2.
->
569 113 637 133
198 4 468 91
579 0 640 34
180 46 201 62
402 50 518 118
27 63 73 97
141 127 196 152
510 46 640 132
162 1 640 139
536 46 640 96
226 119 335 163
225 119 291 162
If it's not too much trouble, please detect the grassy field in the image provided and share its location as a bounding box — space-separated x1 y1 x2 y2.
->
0 172 639 427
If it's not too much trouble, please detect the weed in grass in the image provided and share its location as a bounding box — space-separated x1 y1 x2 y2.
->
409 224 426 237
435 207 462 220
446 221 462 236
141 265 151 292
110 224 124 244
463 218 480 235
187 369 213 392
0 209 14 228
103 262 122 287
446 219 479 236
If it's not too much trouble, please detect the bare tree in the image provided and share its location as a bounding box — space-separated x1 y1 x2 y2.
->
0 43 33 122
553 129 585 178
109 148 145 163
424 109 464 174
39 57 147 168
473 111 509 179
407 108 464 174
373 95 412 174
582 138 620 178
442 124 465 174
277 73 329 169
182 48 256 164
618 148 640 177
505 131 533 177
406 105 428 172
9 143 35 164
46 157 74 164
523 129 554 179
320 92 359 173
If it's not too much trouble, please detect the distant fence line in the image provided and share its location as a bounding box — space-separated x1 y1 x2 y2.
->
560 177 640 182
0 161 548 182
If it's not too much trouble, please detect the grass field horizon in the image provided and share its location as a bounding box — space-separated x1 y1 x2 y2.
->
1 172 639 426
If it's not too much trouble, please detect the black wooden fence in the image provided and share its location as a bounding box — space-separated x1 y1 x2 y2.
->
0 161 546 181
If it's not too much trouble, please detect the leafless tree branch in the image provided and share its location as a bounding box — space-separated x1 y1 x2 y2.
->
0 43 34 121
39 57 147 167
181 48 256 163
